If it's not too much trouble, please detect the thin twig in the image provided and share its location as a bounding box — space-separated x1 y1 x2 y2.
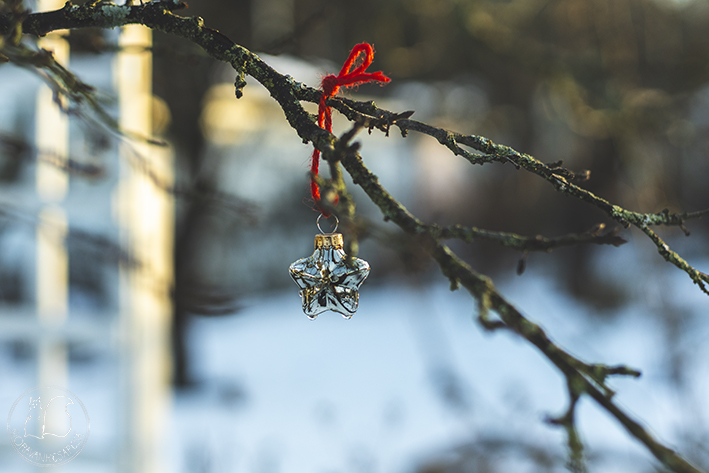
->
434 222 627 252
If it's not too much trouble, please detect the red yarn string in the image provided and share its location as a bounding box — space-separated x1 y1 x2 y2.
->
310 43 391 214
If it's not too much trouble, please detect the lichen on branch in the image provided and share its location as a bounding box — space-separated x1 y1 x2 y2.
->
1 3 706 472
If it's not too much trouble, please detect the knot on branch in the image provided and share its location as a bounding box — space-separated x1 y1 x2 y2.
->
309 43 390 211
321 74 339 97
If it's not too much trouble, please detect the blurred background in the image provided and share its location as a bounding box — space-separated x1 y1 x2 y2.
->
0 0 709 471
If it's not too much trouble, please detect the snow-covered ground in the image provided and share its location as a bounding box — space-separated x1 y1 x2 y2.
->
161 243 709 473
1 242 708 473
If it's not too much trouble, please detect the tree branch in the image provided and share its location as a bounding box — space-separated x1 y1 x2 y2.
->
317 97 709 293
434 222 627 252
299 91 708 292
341 172 698 471
2 3 706 471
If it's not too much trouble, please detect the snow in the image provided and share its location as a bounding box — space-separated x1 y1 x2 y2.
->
0 214 707 473
1 242 707 472
161 252 709 473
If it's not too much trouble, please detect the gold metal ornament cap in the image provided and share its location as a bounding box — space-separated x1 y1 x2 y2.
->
314 233 344 249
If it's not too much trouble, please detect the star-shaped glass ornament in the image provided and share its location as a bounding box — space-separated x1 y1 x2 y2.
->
289 224 370 319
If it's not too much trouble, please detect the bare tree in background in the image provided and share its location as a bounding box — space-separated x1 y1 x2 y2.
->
1 0 709 472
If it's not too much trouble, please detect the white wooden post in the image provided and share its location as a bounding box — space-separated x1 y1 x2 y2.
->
35 0 69 391
115 24 174 473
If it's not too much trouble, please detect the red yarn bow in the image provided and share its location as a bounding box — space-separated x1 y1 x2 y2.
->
310 43 391 213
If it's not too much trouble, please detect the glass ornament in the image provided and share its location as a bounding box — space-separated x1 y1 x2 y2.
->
289 217 370 319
